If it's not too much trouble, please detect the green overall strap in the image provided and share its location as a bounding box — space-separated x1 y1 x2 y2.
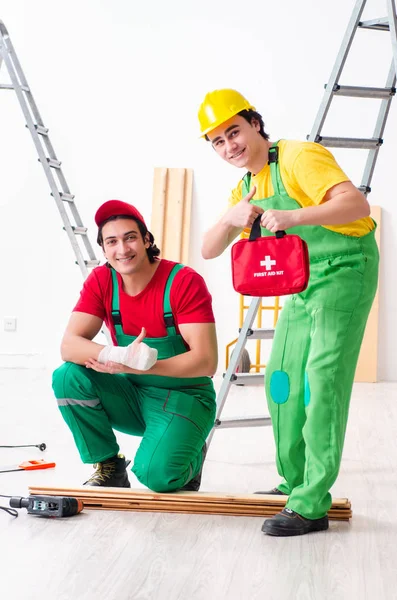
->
111 263 185 338
242 141 288 198
110 268 124 338
163 263 185 336
268 141 289 197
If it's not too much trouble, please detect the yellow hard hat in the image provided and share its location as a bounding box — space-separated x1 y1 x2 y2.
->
198 89 256 137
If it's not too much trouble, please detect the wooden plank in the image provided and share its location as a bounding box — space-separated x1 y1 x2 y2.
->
28 486 350 508
151 167 193 264
28 486 351 520
355 205 381 382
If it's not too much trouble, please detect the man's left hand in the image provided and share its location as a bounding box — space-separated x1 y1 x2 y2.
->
260 209 299 233
85 358 141 375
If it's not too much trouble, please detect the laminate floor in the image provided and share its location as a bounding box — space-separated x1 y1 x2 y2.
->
0 369 396 600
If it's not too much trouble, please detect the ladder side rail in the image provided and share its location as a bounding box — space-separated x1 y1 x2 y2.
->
308 0 367 141
0 47 89 277
0 30 100 276
361 63 396 191
206 297 263 448
387 0 397 81
2 32 47 130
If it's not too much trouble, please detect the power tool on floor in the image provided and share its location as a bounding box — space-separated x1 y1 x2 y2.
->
9 495 84 517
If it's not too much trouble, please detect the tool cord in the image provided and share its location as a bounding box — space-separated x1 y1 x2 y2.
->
0 494 18 518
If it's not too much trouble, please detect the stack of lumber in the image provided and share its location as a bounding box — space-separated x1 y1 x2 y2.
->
28 486 352 521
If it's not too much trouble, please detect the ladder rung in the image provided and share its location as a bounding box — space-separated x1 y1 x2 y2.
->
311 136 383 150
58 192 75 202
243 327 275 340
359 18 389 31
83 260 101 268
64 226 88 235
40 158 62 168
46 158 61 168
0 83 29 92
228 373 264 385
214 416 271 429
331 84 396 99
358 185 371 195
34 124 49 135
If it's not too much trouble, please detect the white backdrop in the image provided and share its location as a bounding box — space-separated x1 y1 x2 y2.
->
0 0 396 379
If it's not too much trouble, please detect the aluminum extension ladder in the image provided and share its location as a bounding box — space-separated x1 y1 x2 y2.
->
207 0 397 449
0 21 100 279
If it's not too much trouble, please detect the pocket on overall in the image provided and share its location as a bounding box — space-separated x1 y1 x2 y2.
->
163 389 215 436
327 253 367 276
321 253 367 312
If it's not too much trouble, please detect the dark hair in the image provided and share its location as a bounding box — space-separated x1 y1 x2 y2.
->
205 108 270 141
238 109 270 140
97 215 160 263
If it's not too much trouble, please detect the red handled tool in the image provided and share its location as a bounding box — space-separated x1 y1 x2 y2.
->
0 459 56 473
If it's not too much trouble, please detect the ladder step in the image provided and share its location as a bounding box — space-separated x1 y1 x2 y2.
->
229 373 264 385
58 192 75 203
311 136 383 150
358 185 371 195
46 158 61 168
331 84 396 99
34 124 49 135
64 226 88 235
214 416 271 429
83 260 101 268
244 327 275 340
40 158 62 168
359 18 389 31
0 83 29 92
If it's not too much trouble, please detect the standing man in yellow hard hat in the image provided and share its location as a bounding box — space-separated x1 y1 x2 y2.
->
198 89 379 536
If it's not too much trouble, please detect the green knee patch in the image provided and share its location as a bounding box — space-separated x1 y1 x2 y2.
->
270 370 290 404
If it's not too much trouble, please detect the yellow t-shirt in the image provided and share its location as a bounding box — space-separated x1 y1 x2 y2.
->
229 140 374 237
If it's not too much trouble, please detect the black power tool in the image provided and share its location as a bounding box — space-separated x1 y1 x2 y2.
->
9 495 83 517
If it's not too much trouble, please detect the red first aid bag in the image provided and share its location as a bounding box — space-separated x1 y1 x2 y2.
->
231 216 310 297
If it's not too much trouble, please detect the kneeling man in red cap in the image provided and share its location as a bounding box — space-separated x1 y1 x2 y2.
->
52 200 217 491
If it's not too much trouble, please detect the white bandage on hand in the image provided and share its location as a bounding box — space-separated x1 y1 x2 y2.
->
98 340 157 371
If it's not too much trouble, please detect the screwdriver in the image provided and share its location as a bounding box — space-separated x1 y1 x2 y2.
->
9 495 83 517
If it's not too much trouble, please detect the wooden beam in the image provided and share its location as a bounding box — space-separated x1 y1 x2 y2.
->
151 168 193 264
28 486 352 521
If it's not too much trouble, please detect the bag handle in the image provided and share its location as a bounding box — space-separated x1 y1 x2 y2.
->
249 215 286 241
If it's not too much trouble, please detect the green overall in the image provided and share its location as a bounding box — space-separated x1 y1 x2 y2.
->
244 143 379 519
52 264 216 493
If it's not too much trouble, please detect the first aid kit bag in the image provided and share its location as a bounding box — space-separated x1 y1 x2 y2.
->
231 215 310 297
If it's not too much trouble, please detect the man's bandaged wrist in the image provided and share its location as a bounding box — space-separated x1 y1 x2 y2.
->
98 343 157 371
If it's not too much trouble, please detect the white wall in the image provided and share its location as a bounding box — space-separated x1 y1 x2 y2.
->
0 0 396 379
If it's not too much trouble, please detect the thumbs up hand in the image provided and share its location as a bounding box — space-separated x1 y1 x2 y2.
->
225 186 264 228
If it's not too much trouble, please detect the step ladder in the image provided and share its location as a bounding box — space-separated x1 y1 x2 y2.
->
0 21 100 279
307 0 397 192
207 0 397 449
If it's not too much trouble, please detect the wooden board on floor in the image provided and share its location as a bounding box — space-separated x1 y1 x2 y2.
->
151 167 193 264
355 205 381 382
28 486 352 521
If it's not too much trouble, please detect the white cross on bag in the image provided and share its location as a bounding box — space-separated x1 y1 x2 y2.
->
260 255 276 270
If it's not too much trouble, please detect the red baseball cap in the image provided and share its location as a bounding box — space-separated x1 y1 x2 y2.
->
95 200 147 228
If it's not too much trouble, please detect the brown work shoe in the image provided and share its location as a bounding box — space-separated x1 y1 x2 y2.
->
83 453 131 488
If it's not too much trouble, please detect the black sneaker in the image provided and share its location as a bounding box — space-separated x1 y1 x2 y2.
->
255 488 286 495
83 454 131 488
262 508 329 537
180 443 207 492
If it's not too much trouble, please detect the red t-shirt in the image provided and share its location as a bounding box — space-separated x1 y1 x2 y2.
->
73 259 215 344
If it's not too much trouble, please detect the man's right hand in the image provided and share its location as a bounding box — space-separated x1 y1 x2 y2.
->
223 186 264 228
